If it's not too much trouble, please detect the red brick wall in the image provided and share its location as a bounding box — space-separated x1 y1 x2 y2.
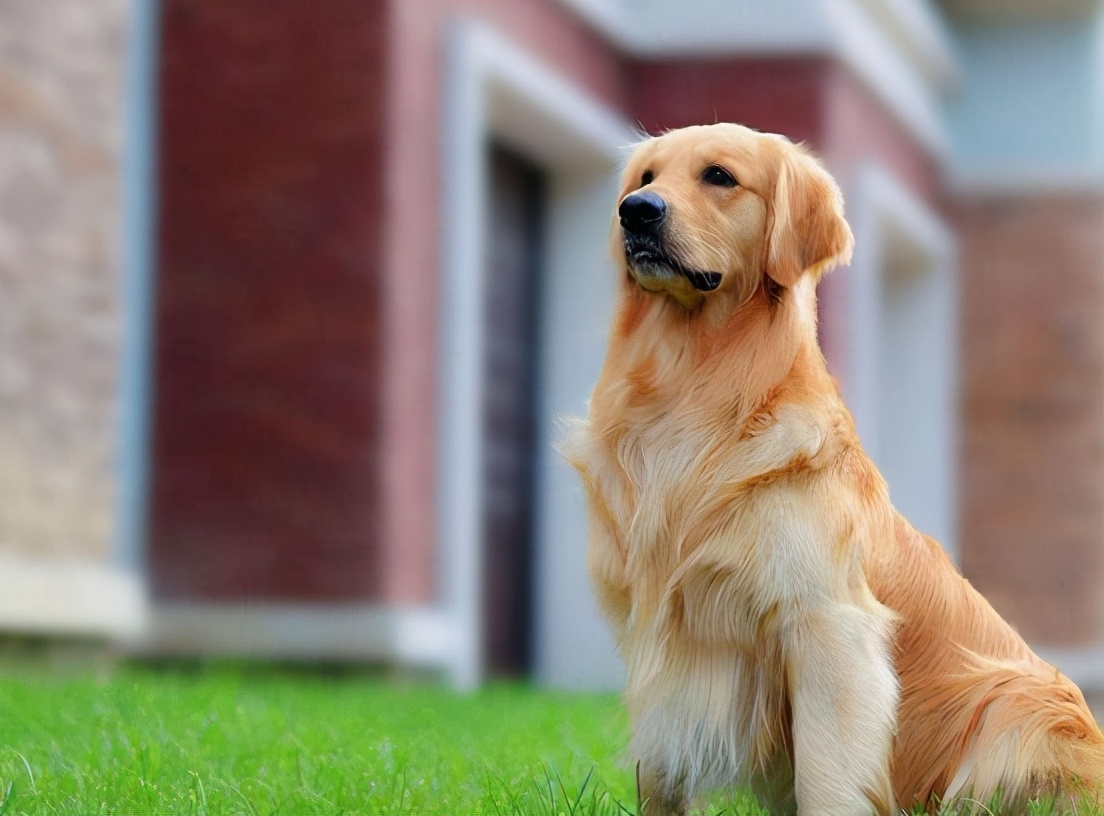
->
956 193 1104 645
150 0 388 600
629 57 828 147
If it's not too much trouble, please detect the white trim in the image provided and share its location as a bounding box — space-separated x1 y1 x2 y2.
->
855 0 957 85
949 164 1104 195
845 163 959 559
437 21 489 692
557 0 956 159
827 0 948 156
559 0 833 54
437 21 633 689
0 556 146 638
135 604 453 666
114 0 161 573
940 0 1104 22
555 0 622 38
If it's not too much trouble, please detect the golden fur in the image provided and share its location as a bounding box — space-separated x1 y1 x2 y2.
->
566 123 1104 815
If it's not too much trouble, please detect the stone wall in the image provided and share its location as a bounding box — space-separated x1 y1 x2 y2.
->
0 0 130 561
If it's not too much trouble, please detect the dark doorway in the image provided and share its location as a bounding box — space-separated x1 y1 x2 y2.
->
481 144 547 676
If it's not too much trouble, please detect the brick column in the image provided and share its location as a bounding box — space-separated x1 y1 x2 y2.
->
150 0 388 601
955 192 1104 646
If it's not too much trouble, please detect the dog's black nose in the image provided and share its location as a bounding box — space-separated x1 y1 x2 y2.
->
619 191 667 233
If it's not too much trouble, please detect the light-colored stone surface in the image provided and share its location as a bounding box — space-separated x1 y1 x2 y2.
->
0 552 144 635
0 0 130 560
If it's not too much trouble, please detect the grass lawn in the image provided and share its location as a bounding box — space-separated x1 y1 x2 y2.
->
0 662 1098 815
0 662 707 815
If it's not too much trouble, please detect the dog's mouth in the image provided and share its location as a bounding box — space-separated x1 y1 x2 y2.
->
624 241 722 293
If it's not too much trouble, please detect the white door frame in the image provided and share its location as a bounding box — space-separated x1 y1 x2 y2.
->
437 20 633 688
845 163 959 559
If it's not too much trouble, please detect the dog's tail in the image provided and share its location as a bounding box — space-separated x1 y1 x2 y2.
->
944 662 1104 808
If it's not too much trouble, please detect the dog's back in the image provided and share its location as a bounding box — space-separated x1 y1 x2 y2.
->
868 516 1104 806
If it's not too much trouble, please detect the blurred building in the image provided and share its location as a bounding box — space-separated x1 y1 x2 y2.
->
2 0 1103 691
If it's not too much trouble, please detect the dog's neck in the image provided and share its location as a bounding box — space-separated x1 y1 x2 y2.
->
600 275 831 427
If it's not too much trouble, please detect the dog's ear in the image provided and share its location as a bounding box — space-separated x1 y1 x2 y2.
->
765 144 854 288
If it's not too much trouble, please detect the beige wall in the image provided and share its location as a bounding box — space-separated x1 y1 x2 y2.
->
0 0 130 562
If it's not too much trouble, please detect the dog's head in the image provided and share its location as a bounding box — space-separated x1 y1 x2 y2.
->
615 123 854 310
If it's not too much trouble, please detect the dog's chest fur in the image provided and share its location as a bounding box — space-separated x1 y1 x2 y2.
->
571 391 832 795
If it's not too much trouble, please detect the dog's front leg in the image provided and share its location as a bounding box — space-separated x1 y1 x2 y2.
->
784 601 898 816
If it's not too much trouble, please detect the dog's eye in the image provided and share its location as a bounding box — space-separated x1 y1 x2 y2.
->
701 165 738 188
641 170 654 186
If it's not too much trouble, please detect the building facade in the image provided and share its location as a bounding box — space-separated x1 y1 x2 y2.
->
2 0 1103 691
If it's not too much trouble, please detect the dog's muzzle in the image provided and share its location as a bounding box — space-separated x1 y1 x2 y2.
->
619 193 722 292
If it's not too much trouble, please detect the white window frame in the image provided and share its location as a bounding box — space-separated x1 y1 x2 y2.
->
845 162 959 560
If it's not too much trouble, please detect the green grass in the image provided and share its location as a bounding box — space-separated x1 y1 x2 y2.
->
0 663 1098 815
0 662 766 815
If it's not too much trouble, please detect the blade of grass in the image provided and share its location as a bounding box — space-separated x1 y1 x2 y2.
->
0 782 14 816
5 751 35 796
571 767 595 816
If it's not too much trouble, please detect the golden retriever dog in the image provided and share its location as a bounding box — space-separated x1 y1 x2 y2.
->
566 123 1104 815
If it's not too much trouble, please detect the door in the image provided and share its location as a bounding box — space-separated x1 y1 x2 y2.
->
481 144 546 676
